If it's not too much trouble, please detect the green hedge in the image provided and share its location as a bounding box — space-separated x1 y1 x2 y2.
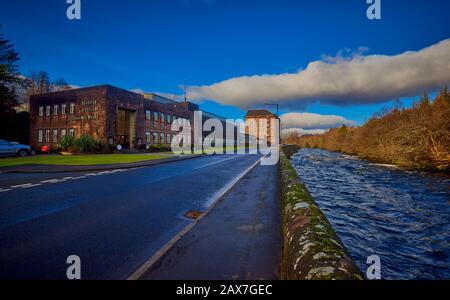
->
59 135 108 154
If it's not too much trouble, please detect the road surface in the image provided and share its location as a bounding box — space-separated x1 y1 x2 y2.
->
141 162 281 280
0 154 263 280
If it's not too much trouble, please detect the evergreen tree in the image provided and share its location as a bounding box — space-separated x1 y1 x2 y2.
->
0 26 29 143
0 26 21 113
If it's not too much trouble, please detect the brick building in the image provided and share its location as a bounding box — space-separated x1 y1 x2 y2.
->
245 109 279 146
29 85 217 149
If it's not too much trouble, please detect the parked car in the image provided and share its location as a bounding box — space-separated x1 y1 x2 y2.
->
0 139 35 157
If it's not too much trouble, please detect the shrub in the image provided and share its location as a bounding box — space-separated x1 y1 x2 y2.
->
73 135 100 153
50 144 61 153
59 135 76 152
148 144 171 153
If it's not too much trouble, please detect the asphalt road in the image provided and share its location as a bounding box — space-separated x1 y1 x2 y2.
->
0 154 262 280
142 162 281 280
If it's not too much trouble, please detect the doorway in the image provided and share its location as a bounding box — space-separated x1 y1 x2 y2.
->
116 108 137 149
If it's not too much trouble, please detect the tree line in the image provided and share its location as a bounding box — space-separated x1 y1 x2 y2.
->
0 26 71 144
284 88 450 172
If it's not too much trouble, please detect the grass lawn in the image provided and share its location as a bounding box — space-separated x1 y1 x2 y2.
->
0 153 173 167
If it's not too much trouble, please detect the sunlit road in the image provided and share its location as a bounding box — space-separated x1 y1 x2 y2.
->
0 154 262 280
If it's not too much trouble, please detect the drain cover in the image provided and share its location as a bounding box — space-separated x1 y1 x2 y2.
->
184 210 203 220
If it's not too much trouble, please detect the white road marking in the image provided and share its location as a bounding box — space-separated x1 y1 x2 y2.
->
21 184 42 189
127 155 265 280
202 156 263 209
192 155 241 171
96 171 114 175
11 183 34 189
41 179 62 184
1 168 133 193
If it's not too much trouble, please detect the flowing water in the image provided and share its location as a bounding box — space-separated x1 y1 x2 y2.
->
291 148 450 280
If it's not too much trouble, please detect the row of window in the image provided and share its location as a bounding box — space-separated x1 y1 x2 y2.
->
145 132 175 145
38 104 76 117
38 128 75 143
38 106 183 122
145 110 182 124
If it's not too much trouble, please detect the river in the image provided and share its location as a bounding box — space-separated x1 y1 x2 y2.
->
291 148 450 280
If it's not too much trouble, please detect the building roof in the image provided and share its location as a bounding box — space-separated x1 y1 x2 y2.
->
245 109 277 118
30 84 140 98
141 92 179 105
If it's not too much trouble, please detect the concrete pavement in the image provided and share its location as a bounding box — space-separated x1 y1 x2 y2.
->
139 163 281 280
0 154 278 280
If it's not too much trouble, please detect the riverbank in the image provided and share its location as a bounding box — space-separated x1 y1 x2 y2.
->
285 87 450 172
279 145 363 280
300 148 450 176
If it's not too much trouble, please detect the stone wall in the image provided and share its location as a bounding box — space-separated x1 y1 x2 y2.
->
280 146 363 280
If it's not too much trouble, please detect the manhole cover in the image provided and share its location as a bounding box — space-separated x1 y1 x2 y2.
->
184 210 203 220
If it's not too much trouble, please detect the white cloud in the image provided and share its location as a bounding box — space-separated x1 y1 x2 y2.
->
188 39 450 108
281 112 355 130
282 128 327 136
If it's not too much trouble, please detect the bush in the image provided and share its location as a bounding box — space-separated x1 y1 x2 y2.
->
74 135 100 153
49 144 61 154
148 144 171 153
60 135 76 152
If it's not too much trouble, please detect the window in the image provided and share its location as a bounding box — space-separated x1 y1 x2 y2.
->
160 133 165 144
38 130 43 143
69 129 75 137
61 129 67 139
46 106 51 116
166 134 171 144
146 132 151 145
146 110 151 120
153 112 159 121
53 129 59 143
166 114 171 123
153 132 158 144
45 130 51 143
54 105 59 116
61 104 67 115
39 106 44 117
161 113 165 123
108 137 114 146
69 103 75 115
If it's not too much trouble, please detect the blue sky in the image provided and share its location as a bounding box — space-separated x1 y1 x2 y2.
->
1 0 450 129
